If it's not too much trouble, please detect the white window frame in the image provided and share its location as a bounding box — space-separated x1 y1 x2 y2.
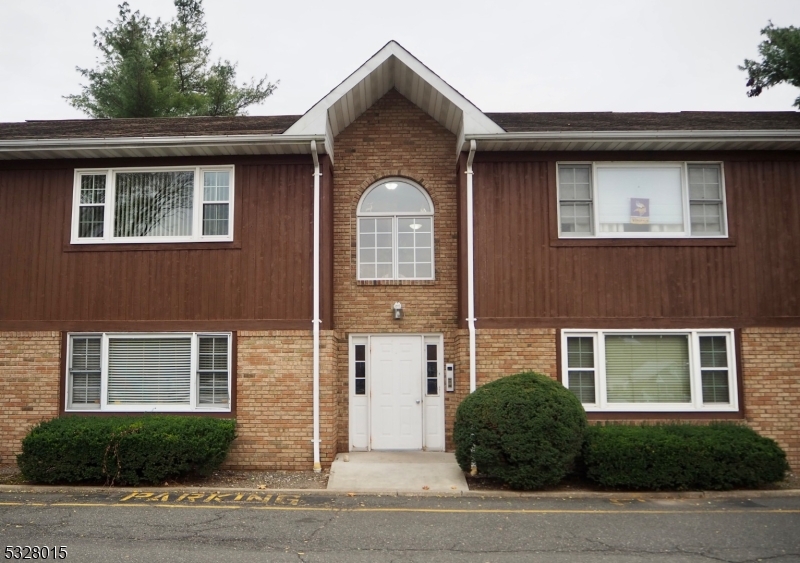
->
65 332 232 413
556 162 728 239
561 328 738 412
356 178 435 281
71 165 235 244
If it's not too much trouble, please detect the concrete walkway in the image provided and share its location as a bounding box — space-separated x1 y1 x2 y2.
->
327 451 469 493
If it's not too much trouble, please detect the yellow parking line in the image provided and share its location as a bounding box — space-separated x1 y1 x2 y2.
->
255 507 800 515
51 503 117 507
3 501 799 515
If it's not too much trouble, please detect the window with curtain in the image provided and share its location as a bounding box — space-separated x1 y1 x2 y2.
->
558 163 727 238
357 179 434 280
72 167 234 243
561 330 737 412
66 333 231 412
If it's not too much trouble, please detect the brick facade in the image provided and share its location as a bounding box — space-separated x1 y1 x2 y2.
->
228 330 338 470
0 332 61 467
741 327 800 471
475 329 558 385
332 90 461 451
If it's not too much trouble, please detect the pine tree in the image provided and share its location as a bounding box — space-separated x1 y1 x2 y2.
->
65 0 277 118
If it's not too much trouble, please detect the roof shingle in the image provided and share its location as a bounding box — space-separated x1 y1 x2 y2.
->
486 111 800 132
1 111 798 141
0 115 301 140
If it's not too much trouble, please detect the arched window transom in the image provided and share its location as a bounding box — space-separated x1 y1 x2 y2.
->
357 179 434 280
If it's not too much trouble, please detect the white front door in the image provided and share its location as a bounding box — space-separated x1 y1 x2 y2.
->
369 335 423 450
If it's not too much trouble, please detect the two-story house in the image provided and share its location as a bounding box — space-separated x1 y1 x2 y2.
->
2 42 798 473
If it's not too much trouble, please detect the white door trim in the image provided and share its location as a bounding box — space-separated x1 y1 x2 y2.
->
348 333 445 452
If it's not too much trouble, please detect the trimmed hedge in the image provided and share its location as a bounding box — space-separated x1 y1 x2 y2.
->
17 415 236 485
582 423 789 490
454 371 587 490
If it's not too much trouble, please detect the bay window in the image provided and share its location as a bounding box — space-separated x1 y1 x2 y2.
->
72 166 234 243
561 329 737 412
558 162 727 238
66 333 231 412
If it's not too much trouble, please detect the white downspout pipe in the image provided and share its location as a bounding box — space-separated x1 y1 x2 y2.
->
466 140 477 393
311 140 322 472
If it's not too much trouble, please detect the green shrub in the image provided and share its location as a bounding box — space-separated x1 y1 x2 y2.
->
582 423 789 490
17 415 236 485
454 371 587 490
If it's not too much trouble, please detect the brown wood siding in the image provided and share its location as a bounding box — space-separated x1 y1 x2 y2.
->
472 153 800 328
0 157 314 329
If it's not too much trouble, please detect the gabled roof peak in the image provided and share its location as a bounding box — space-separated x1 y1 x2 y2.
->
284 40 504 159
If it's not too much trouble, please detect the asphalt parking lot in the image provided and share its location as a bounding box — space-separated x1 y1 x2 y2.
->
2 489 799 562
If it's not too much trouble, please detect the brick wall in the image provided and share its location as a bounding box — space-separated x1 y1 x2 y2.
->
741 327 800 471
332 89 461 449
476 329 558 385
229 330 337 470
0 332 61 467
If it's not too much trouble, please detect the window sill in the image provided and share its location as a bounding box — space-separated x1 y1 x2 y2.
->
585 411 743 420
61 410 234 417
357 279 437 286
582 405 738 413
551 237 736 248
64 241 242 252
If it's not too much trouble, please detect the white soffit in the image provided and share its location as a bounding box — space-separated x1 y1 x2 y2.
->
284 41 504 159
0 135 326 161
463 130 800 152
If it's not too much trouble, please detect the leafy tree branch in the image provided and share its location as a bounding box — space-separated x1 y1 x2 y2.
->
740 22 800 108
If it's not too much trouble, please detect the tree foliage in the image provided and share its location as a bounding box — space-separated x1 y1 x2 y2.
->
740 22 800 108
65 0 277 118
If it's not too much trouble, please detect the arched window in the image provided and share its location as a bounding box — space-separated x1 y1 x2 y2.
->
357 178 434 280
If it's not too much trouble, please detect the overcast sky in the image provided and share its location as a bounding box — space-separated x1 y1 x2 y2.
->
0 0 797 123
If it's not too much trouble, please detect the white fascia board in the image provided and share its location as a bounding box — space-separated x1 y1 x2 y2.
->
284 107 333 137
455 119 466 159
391 44 503 136
462 113 503 135
462 129 800 151
465 129 800 144
324 118 335 164
0 133 327 154
284 41 504 138
284 49 392 137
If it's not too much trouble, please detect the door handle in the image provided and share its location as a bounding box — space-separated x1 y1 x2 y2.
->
415 399 421 404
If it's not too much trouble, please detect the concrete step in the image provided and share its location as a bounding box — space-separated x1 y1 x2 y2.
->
327 451 469 493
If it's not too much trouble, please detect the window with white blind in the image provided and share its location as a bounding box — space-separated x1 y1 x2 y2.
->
557 163 727 238
357 179 434 280
66 333 231 412
71 166 234 243
561 329 737 412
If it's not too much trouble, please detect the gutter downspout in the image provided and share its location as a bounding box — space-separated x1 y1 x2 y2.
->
311 140 322 473
466 140 477 393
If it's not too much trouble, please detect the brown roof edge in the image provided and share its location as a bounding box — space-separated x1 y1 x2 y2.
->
2 111 800 141
486 111 800 132
0 115 303 140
